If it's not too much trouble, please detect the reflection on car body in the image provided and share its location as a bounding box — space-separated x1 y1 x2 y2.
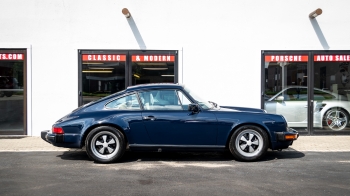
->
42 83 298 163
265 86 350 131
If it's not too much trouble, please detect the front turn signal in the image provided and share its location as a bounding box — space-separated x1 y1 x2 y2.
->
285 134 297 140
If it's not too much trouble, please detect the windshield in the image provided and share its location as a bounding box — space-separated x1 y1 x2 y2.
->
184 86 214 110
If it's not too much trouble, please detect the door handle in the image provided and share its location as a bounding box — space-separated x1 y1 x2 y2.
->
143 116 156 121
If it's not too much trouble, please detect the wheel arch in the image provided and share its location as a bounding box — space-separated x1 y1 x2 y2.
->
323 106 350 117
225 123 272 149
80 123 128 148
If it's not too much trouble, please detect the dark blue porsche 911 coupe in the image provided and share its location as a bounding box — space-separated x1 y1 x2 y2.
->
42 83 298 163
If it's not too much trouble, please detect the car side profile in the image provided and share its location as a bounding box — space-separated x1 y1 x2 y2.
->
42 84 298 163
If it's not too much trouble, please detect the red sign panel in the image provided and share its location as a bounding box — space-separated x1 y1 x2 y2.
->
265 55 308 62
132 55 175 62
314 55 350 62
82 54 126 62
0 54 24 60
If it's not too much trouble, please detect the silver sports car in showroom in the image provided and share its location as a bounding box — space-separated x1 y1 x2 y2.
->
265 86 350 131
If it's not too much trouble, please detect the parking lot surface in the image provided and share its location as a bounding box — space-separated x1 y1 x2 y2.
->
0 136 350 196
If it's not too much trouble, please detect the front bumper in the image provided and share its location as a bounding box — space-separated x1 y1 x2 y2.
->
271 127 299 150
276 127 299 141
41 130 81 148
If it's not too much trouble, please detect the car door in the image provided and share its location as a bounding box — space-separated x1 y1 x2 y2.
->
265 87 308 127
139 89 218 145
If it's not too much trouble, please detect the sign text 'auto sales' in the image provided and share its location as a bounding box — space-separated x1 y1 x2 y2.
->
314 55 350 62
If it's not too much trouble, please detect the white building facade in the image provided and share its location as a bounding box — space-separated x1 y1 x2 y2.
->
1 0 350 136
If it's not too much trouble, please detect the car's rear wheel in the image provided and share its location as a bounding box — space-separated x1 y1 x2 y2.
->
229 125 268 161
85 126 125 163
323 108 349 131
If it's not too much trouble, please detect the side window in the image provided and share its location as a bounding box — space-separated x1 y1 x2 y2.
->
139 90 183 110
280 88 307 101
177 90 192 110
314 90 336 100
105 94 140 110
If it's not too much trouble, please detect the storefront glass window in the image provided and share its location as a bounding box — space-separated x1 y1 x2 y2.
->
81 54 126 105
313 54 350 132
0 51 25 134
263 55 308 132
131 54 175 85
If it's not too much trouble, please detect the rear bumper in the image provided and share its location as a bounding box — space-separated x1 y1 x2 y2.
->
41 130 81 148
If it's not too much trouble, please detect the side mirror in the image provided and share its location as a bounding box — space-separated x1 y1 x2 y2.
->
276 96 284 102
188 103 200 113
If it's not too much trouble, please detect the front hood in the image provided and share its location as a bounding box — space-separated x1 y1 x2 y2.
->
220 106 266 113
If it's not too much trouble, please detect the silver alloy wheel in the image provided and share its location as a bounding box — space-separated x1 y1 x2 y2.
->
90 131 120 160
235 129 263 158
325 110 348 131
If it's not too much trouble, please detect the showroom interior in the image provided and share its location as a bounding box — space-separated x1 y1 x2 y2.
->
263 51 350 135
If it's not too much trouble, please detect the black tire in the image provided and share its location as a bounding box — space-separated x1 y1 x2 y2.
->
85 126 125 163
229 125 268 161
0 91 4 97
323 108 349 131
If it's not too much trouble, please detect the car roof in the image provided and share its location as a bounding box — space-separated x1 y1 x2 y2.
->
126 83 184 91
281 86 331 93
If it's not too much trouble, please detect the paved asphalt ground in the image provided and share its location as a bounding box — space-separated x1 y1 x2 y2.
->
0 136 350 196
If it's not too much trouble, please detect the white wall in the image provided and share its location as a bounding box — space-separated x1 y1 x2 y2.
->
1 0 350 136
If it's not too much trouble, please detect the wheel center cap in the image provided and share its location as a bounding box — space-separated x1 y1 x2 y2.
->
335 119 342 126
247 141 252 146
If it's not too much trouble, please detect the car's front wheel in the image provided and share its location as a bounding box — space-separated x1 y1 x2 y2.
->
85 126 125 163
229 125 268 161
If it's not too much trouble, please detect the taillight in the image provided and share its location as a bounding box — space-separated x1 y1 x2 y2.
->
52 127 64 134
